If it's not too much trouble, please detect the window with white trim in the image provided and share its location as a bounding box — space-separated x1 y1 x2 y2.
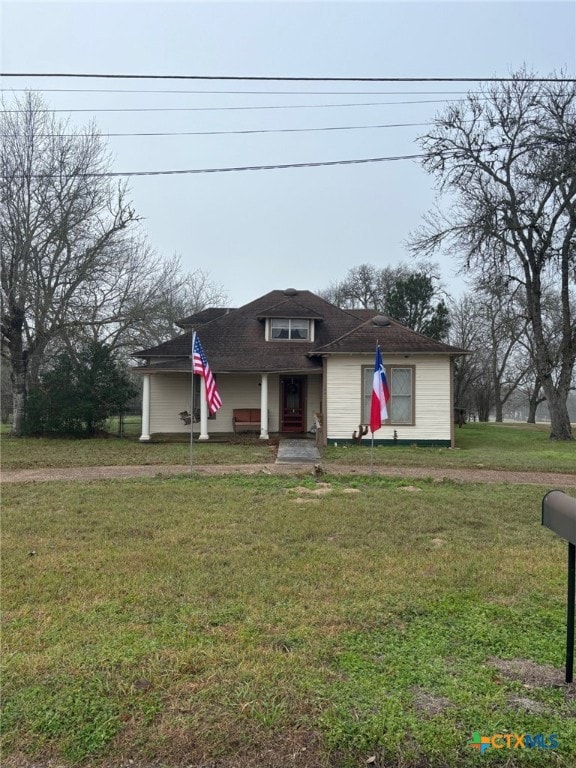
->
270 318 309 340
362 365 414 425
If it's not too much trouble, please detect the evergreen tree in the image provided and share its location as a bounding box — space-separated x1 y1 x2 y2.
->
24 342 136 436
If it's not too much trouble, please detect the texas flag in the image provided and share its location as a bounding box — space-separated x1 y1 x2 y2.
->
370 345 390 434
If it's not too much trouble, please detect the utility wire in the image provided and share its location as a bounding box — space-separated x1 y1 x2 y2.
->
9 140 570 179
0 88 481 95
1 98 470 114
16 121 430 139
11 153 427 178
1 73 574 82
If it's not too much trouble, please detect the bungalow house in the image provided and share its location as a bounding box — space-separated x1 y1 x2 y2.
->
134 288 467 446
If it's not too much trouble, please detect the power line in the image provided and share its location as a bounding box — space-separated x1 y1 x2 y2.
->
13 153 427 179
8 139 568 180
5 138 568 180
9 121 431 139
1 73 574 82
1 98 469 114
0 88 479 96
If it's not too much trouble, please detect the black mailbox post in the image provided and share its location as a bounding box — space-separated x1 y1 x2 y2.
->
542 490 576 684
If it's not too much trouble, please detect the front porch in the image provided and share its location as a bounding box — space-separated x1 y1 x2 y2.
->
138 370 323 443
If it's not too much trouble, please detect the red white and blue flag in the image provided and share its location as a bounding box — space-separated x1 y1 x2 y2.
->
370 345 390 434
193 333 222 415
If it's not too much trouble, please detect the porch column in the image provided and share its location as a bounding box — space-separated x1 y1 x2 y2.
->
198 376 209 440
260 373 269 439
139 374 151 442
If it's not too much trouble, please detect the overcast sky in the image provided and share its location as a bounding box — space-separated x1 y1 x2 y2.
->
2 1 575 308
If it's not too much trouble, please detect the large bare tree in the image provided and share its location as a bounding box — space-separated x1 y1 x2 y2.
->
1 93 140 434
61 253 227 359
1 95 228 434
319 261 450 339
411 73 576 439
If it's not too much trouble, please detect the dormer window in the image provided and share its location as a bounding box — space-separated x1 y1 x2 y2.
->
270 318 309 340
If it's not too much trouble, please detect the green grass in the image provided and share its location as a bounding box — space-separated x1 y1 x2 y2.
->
2 475 576 766
0 433 276 470
325 422 576 473
2 421 575 473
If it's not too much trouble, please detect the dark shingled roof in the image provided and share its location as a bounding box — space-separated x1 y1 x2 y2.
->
256 297 324 320
346 308 380 321
135 289 467 372
312 315 466 356
177 307 233 328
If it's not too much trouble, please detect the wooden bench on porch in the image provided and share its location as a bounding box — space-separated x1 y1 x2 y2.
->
232 408 262 434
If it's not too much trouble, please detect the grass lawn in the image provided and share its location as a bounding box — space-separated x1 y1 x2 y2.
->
0 433 276 470
2 422 575 473
2 474 576 767
324 422 576 474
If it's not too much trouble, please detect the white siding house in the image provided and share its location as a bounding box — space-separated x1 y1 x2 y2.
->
324 354 454 445
134 289 466 447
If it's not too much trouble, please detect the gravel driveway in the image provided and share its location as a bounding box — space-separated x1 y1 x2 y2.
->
2 462 576 487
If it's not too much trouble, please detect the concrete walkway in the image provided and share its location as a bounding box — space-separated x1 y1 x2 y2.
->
275 438 321 464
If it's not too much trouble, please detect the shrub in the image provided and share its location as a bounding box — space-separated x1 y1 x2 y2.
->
23 342 136 437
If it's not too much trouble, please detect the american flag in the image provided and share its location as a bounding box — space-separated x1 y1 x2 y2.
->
193 334 222 415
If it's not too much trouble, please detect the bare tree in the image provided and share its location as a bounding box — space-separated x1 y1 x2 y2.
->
449 294 490 420
1 95 229 431
411 73 576 439
61 252 227 358
510 286 568 422
478 283 531 421
1 93 138 434
319 261 450 338
319 263 398 310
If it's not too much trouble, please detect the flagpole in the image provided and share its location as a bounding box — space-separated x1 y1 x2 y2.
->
371 340 378 476
372 340 377 475
190 331 196 475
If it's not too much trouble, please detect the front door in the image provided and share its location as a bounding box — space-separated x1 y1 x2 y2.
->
280 376 306 432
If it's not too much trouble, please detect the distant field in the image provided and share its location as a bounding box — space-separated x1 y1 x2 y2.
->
2 421 574 473
2 475 575 767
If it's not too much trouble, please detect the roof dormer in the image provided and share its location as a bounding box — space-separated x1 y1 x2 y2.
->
257 293 323 342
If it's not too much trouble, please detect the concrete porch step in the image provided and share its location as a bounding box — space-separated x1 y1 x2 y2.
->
276 439 321 465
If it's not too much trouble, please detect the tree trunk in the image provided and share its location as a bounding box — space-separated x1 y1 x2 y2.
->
526 377 543 424
539 373 573 440
494 401 503 422
526 399 538 424
545 393 573 440
6 305 28 436
527 266 573 440
493 376 503 422
10 363 27 436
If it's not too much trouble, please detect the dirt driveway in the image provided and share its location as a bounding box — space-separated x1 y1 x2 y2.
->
2 462 576 487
